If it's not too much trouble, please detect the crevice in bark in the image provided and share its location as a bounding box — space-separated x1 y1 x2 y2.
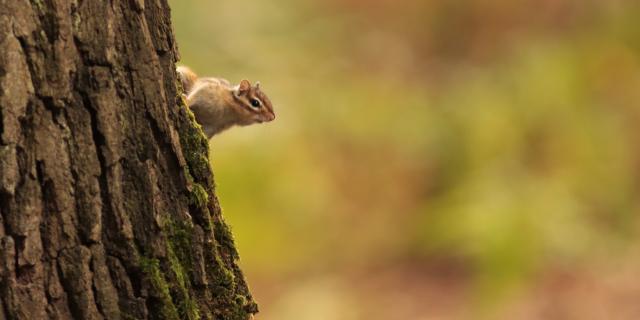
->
14 35 38 97
0 296 9 320
0 109 4 142
28 0 58 45
55 250 81 320
143 107 184 193
12 234 25 279
79 91 111 242
0 193 9 229
0 301 5 320
42 259 54 313
88 254 107 319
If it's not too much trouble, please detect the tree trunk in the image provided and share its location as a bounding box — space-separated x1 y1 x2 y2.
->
0 1 257 319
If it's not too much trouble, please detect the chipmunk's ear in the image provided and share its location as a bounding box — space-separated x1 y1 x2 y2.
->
239 79 251 92
255 81 261 89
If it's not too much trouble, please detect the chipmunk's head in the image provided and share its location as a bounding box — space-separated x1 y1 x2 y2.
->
232 79 276 125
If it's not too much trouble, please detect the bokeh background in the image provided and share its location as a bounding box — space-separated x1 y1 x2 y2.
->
168 1 640 319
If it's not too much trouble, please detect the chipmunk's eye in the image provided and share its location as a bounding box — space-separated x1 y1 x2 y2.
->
250 99 261 108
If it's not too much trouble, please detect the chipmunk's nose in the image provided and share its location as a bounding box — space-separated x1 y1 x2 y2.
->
268 113 276 121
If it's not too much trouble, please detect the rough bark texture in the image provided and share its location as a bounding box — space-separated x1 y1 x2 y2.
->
0 1 257 319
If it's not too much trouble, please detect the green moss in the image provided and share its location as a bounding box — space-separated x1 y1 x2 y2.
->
174 72 256 319
165 218 195 275
161 214 202 319
30 0 45 12
189 183 209 209
178 103 212 185
234 295 247 306
212 253 235 290
140 257 180 320
71 0 81 30
214 218 239 259
167 243 200 320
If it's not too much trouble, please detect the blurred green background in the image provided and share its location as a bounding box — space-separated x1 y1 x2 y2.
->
169 0 640 319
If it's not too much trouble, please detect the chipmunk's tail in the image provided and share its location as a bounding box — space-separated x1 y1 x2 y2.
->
177 66 198 93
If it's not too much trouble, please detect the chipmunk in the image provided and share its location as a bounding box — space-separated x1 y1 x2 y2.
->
177 66 275 138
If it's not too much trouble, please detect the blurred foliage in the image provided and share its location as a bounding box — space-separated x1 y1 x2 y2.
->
169 0 640 318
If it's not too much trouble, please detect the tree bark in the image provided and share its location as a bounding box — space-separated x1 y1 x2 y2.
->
0 1 257 319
